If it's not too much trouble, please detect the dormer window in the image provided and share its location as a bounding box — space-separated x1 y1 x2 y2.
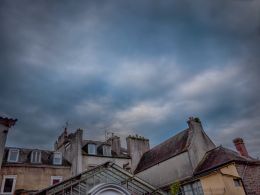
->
53 152 62 165
31 150 41 163
103 145 111 156
7 149 19 162
88 144 97 155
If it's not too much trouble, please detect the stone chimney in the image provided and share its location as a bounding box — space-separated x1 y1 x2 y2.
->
54 127 69 150
233 137 249 157
126 135 150 172
0 117 17 169
107 134 121 156
187 116 203 130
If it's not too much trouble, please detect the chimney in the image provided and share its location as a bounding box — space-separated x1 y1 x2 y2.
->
0 117 17 169
233 137 249 157
126 135 150 172
107 134 121 156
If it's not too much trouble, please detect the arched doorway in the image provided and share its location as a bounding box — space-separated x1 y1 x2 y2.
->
88 183 131 195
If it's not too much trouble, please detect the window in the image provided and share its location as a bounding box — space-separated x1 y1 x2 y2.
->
7 149 19 162
64 142 71 151
182 181 204 195
51 176 62 185
1 175 16 194
88 144 97 155
53 152 62 165
103 145 111 156
31 150 41 163
233 179 242 187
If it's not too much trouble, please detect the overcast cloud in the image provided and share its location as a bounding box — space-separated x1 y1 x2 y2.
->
1 0 260 157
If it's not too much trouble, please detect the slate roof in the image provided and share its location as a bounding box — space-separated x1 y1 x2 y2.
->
2 147 71 167
82 140 130 158
194 146 259 175
134 128 193 174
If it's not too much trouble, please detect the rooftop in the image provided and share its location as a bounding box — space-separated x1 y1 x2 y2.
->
194 146 259 175
135 128 193 174
2 147 71 167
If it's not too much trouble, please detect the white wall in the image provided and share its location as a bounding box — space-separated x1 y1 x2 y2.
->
82 155 131 171
136 151 193 187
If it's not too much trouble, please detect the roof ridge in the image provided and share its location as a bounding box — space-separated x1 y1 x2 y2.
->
135 128 192 173
146 128 190 153
5 146 53 152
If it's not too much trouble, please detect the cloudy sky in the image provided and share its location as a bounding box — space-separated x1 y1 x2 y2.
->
1 0 260 157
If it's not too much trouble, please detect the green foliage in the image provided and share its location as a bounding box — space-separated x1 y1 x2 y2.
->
170 181 180 195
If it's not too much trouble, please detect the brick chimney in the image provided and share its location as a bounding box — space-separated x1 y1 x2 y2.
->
233 137 249 157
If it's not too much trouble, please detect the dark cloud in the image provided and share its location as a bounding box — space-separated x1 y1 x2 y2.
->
0 0 260 157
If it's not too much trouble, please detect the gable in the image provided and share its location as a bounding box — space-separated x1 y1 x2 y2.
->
134 128 192 174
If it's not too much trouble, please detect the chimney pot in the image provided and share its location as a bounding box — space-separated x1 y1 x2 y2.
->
233 137 249 157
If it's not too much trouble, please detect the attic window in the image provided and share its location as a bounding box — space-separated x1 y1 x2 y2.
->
88 144 97 155
53 152 62 165
31 150 41 163
103 145 111 156
7 149 19 163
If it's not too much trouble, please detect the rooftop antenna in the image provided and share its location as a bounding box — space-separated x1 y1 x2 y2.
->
105 130 114 141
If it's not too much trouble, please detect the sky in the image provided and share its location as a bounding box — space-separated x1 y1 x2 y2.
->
1 0 260 157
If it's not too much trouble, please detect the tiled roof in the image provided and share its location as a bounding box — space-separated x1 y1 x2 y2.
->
2 147 71 167
194 146 258 175
0 116 17 127
134 128 193 174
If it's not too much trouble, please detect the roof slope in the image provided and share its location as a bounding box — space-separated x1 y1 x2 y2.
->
82 140 130 158
3 147 71 167
135 128 192 174
194 146 258 175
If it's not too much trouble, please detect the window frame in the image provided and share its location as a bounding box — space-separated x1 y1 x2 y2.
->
53 152 62 165
7 149 19 163
50 176 63 185
1 175 17 194
88 144 97 155
103 145 112 156
30 150 42 163
233 178 242 187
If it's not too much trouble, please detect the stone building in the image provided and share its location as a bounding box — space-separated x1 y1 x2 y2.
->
0 117 71 194
0 147 71 194
53 128 132 176
134 117 260 195
0 115 260 195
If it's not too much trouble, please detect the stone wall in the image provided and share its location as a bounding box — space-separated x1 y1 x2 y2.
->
0 124 8 169
126 135 149 172
0 165 71 193
82 155 131 171
136 151 193 187
56 129 83 176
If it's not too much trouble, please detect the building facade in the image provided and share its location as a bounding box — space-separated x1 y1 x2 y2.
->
0 116 259 195
134 118 260 195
